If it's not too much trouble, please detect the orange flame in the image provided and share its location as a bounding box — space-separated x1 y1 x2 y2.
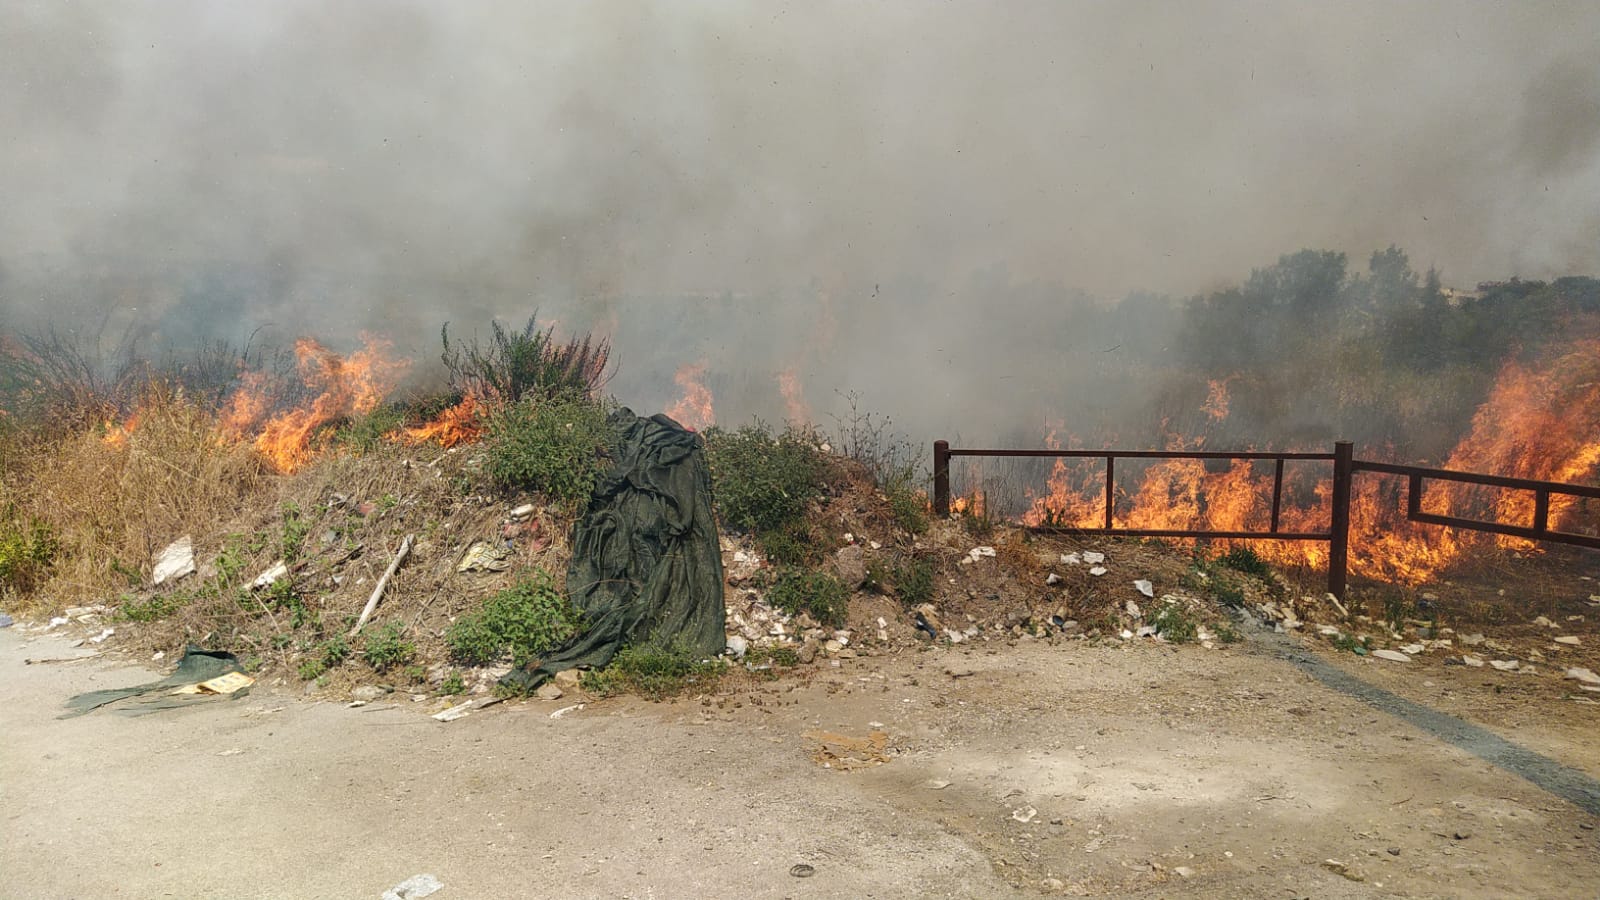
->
665 362 715 431
398 395 484 448
223 335 408 473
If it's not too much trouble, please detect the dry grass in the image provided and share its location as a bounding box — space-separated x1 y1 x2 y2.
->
2 388 268 612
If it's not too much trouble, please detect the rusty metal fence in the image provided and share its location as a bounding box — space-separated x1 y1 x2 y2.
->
932 439 1600 599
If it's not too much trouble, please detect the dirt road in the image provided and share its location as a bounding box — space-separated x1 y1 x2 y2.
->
4 624 1598 899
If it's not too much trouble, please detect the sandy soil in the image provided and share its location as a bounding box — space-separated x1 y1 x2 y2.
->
4 621 1599 900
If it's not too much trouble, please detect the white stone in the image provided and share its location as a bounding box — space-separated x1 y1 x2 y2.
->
1565 667 1600 686
1554 636 1581 646
1462 655 1485 667
1489 659 1520 671
1371 649 1411 663
152 536 196 585
1089 566 1108 577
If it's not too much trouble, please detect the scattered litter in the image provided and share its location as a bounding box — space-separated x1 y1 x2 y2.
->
152 536 196 585
434 695 505 722
1136 625 1158 638
88 627 116 644
170 672 255 695
1400 643 1425 655
1554 636 1581 646
1133 579 1154 598
789 864 815 878
251 561 289 589
550 703 585 719
456 541 511 573
1371 649 1411 663
804 729 890 769
509 503 536 520
1061 552 1081 565
382 873 444 900
1318 625 1341 636
1119 629 1134 640
725 635 748 660
1089 566 1108 577
1489 659 1520 672
1045 573 1063 586
1174 866 1195 879
218 748 245 756
925 779 952 790
1125 600 1143 618
967 546 996 563
1533 615 1557 629
1011 806 1037 823
1081 551 1106 564
1566 667 1600 686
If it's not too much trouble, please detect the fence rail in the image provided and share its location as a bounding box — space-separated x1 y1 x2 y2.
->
932 439 1598 598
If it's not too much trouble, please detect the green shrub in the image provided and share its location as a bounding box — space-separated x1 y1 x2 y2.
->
1151 603 1199 643
441 315 611 404
887 483 929 535
439 671 466 695
758 519 822 567
446 570 584 667
483 393 611 506
892 557 935 607
118 591 189 622
279 502 310 561
1216 545 1272 580
703 422 826 535
766 568 850 628
0 515 56 595
579 641 723 700
335 404 405 453
362 623 414 672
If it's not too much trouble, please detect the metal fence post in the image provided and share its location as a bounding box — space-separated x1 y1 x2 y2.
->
1328 440 1354 600
933 440 950 517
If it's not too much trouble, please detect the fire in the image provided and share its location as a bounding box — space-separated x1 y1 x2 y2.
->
398 394 484 448
778 369 810 423
1013 340 1600 585
223 335 409 473
665 362 714 431
101 410 141 449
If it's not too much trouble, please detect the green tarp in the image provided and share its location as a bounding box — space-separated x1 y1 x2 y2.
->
61 646 247 718
502 409 725 691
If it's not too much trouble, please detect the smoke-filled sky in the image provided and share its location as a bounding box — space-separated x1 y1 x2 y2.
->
3 1 1599 430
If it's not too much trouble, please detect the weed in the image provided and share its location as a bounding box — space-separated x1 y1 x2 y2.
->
1151 603 1199 643
297 658 326 681
758 519 822 567
1383 594 1412 633
1214 621 1241 644
0 515 57 596
280 502 310 561
830 392 926 493
439 671 466 695
483 392 612 507
336 405 405 454
579 641 723 700
446 570 584 667
118 591 189 622
887 484 929 535
892 557 935 607
441 315 611 404
318 635 351 667
702 421 826 535
1216 545 1273 580
766 569 850 628
1331 632 1370 655
402 664 427 684
747 644 799 668
362 623 415 672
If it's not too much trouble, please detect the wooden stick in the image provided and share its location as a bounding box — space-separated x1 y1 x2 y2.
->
350 533 414 637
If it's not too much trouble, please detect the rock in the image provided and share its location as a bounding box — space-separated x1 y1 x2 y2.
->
152 536 196 585
1173 866 1195 878
1371 649 1411 662
1566 667 1600 686
797 640 820 664
1045 573 1063 586
0 613 12 628
382 873 444 900
824 639 843 654
967 546 997 562
1133 579 1154 598
1400 643 1425 655
833 544 868 588
1011 806 1037 823
1489 659 1520 671
1460 633 1485 645
553 669 583 688
1041 877 1065 891
1534 615 1557 628
1554 636 1581 646
509 503 536 520
1453 830 1472 841
351 685 389 702
535 683 564 701
725 635 748 659
1462 655 1485 667
1321 859 1364 882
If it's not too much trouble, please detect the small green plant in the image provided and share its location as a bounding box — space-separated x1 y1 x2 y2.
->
446 570 584 667
118 591 189 622
298 658 326 681
266 577 311 629
1151 602 1199 643
579 641 723 700
483 392 612 506
892 557 935 607
1331 632 1369 655
1214 621 1241 644
887 483 929 535
1216 545 1273 580
702 422 826 535
336 405 405 453
440 314 611 405
402 664 427 684
0 515 56 595
758 519 822 567
1383 594 1412 633
280 502 310 561
439 671 466 695
765 568 850 628
362 623 414 672
747 644 799 668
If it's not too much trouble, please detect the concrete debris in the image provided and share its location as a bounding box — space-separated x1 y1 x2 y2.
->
433 695 504 722
1554 636 1581 646
1133 579 1154 598
1318 625 1342 636
1566 667 1600 686
152 536 196 585
1045 573 1063 586
381 873 443 900
1462 655 1485 667
1489 659 1520 671
1089 566 1108 577
1371 649 1411 663
251 561 289 589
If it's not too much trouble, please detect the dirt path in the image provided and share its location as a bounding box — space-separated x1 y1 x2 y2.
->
4 625 1598 899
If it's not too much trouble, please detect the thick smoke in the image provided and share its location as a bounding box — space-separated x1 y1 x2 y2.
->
3 1 1598 439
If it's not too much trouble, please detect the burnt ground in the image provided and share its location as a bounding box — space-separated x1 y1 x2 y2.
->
5 589 1600 900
